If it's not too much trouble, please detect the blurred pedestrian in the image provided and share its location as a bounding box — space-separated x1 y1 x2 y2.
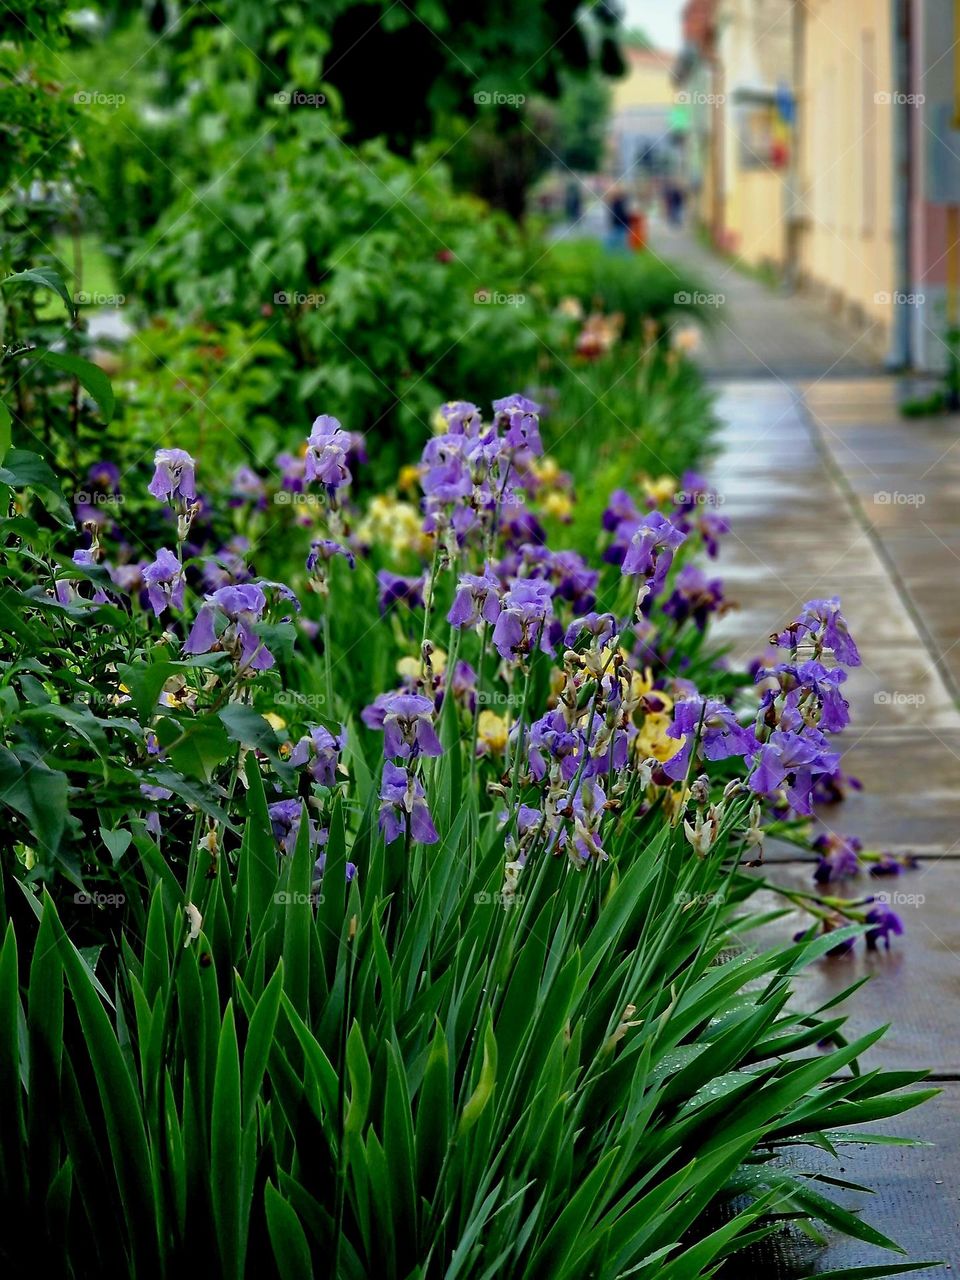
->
606 186 630 250
565 181 582 223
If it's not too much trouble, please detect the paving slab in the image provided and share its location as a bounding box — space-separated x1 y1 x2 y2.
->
659 235 960 1271
720 1085 960 1277
743 859 960 1075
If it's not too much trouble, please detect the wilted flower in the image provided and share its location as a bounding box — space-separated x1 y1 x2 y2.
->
865 903 904 950
812 833 862 883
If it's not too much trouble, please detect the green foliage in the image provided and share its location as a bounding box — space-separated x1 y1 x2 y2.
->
535 238 711 338
0 797 935 1278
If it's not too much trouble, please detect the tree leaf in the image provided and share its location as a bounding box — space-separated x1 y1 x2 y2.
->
2 267 74 316
36 350 115 422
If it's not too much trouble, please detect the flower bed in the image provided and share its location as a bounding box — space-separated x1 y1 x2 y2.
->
0 351 933 1275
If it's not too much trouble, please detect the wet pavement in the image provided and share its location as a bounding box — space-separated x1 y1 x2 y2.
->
711 380 960 1276
660 234 960 1275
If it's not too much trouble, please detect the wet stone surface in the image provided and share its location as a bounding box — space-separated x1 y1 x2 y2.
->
705 377 960 1274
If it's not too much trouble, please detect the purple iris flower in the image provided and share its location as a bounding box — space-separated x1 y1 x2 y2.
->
377 571 425 615
142 547 185 618
550 550 598 611
663 696 758 781
109 562 145 595
621 512 687 595
269 799 307 853
673 471 718 512
306 539 356 573
663 564 725 632
305 415 351 491
141 782 173 840
276 450 306 493
492 393 543 455
439 401 482 436
183 582 273 671
526 710 581 782
379 762 439 845
422 450 473 504
865 903 904 950
501 803 544 859
564 612 618 649
447 569 501 629
748 727 839 815
763 659 850 734
148 448 196 504
228 465 266 510
492 578 555 663
313 846 357 884
345 432 368 470
450 660 477 712
869 854 907 877
501 511 547 550
379 692 443 760
602 489 640 532
812 833 862 883
289 725 345 787
88 460 120 491
775 597 861 668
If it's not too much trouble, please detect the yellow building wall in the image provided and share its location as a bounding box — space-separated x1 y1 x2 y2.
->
798 0 894 334
611 50 676 110
725 169 786 267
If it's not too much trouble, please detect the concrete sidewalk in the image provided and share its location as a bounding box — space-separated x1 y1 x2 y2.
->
714 381 960 1276
652 222 884 379
664 234 960 1273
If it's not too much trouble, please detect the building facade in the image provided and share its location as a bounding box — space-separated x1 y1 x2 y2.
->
677 0 960 371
